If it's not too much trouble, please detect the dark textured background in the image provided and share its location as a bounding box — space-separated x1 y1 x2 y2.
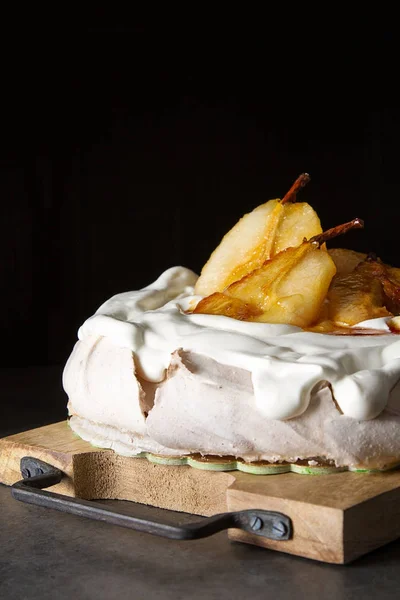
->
2 25 400 594
1 24 399 372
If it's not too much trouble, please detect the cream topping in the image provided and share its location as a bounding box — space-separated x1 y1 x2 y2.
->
77 266 400 421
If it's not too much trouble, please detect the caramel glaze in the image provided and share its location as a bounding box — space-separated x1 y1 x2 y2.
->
328 327 393 336
388 322 400 334
307 320 400 336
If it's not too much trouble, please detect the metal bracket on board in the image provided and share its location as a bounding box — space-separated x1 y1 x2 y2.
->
12 456 292 542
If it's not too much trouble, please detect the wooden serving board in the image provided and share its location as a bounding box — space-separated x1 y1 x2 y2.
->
2 421 400 564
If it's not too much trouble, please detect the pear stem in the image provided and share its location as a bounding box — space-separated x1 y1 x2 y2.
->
281 173 311 205
310 218 364 246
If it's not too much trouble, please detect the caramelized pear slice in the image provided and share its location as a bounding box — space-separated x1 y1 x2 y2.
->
327 257 393 326
387 265 400 288
227 241 337 328
369 260 400 316
328 248 400 284
328 248 367 277
193 292 263 320
194 174 322 296
194 197 284 296
272 201 324 255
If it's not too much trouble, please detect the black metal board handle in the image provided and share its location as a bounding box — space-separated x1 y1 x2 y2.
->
11 457 292 542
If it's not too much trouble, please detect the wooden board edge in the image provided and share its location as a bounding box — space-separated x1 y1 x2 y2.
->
226 486 345 564
343 486 400 563
0 433 235 517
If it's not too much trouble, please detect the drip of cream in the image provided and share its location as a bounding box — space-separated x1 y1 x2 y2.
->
77 266 400 421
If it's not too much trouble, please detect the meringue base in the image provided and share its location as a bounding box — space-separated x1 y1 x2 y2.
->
68 416 400 475
65 339 400 472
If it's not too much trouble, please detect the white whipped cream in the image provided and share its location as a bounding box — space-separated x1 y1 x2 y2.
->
77 266 400 421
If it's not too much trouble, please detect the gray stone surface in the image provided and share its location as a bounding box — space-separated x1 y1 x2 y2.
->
2 367 400 598
2 484 400 600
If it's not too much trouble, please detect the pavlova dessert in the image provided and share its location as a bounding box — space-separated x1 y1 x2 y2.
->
63 174 400 474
